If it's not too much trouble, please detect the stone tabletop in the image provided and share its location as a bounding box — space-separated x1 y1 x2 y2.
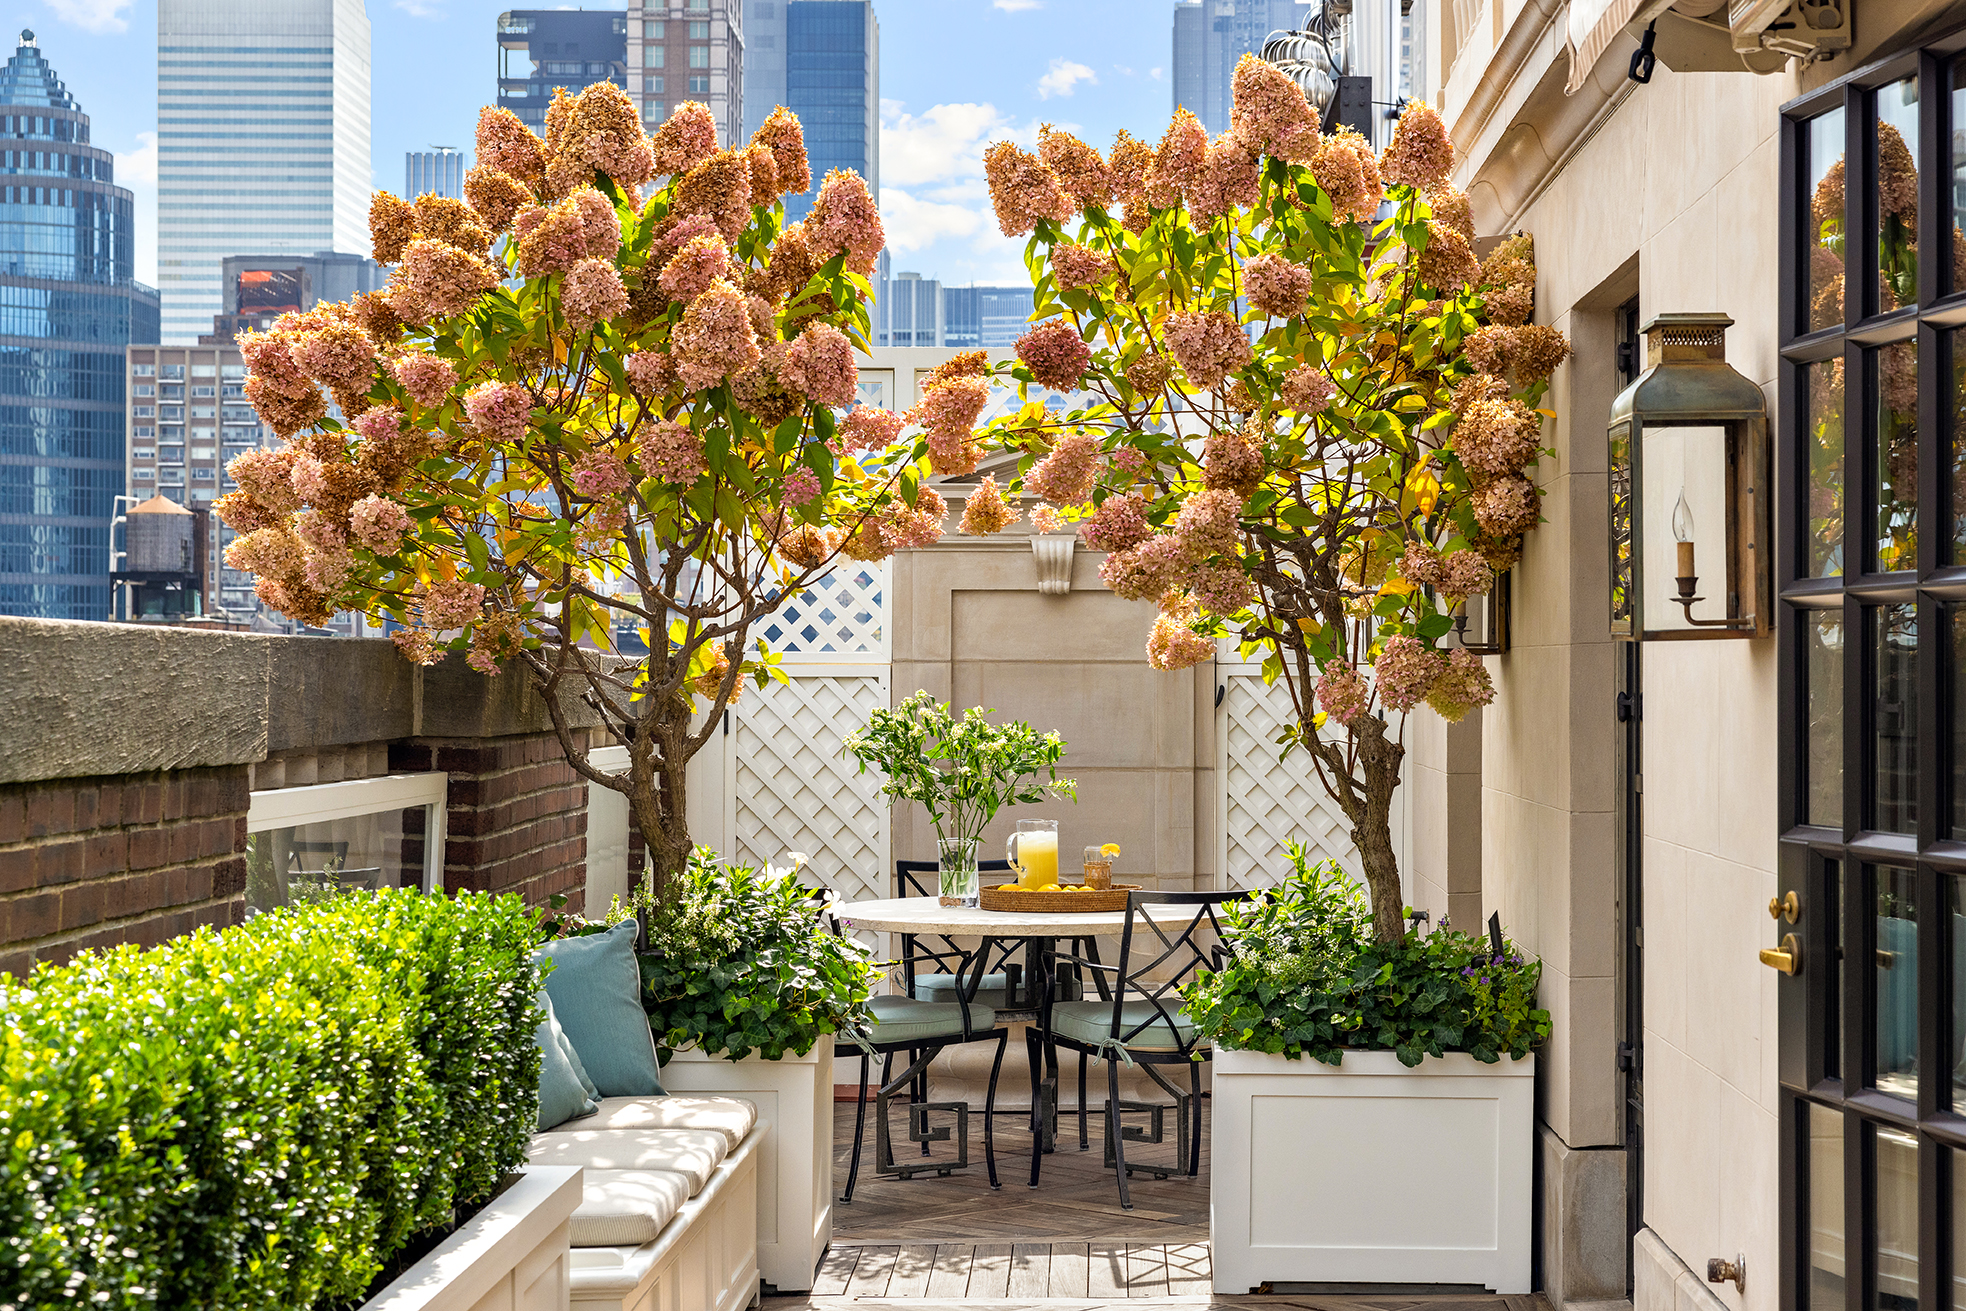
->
835 894 1196 937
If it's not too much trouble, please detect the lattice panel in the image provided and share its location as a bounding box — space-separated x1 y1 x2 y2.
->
754 561 887 658
731 671 891 919
1219 672 1403 892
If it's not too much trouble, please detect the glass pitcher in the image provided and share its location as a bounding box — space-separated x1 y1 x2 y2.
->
1006 819 1060 890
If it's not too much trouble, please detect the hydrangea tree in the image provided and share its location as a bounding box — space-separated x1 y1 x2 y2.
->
953 56 1569 942
219 86 943 891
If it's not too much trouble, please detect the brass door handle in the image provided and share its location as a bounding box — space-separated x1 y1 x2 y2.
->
1768 892 1799 923
1760 933 1802 976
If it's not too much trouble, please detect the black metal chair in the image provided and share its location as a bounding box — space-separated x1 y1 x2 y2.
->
1032 889 1244 1209
814 887 1011 1203
895 858 1019 1006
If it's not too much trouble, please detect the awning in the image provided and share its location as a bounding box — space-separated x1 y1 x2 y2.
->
1564 0 1646 92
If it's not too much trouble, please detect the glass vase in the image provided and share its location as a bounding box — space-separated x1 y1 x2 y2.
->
938 837 980 907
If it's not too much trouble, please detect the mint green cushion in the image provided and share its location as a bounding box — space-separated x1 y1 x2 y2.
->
867 993 997 1044
535 990 599 1131
536 921 665 1097
1047 999 1198 1050
914 972 1010 1009
558 1020 599 1101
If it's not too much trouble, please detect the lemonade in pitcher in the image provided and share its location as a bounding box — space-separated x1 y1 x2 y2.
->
1007 820 1059 889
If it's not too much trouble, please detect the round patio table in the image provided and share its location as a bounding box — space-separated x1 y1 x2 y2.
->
837 894 1196 1183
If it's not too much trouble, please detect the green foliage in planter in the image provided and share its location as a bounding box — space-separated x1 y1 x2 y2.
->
636 848 879 1061
1184 846 1549 1067
0 888 541 1310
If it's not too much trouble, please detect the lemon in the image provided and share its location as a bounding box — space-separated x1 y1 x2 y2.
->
1040 883 1060 892
1100 843 1120 857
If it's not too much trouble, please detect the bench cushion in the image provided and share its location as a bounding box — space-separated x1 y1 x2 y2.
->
528 1127 729 1195
568 1168 692 1248
580 1095 758 1148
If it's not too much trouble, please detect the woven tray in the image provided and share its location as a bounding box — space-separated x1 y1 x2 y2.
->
978 882 1141 914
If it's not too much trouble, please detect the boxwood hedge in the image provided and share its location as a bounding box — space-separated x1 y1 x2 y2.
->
0 888 542 1310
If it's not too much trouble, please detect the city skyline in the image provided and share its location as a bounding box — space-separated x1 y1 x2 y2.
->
36 0 1175 289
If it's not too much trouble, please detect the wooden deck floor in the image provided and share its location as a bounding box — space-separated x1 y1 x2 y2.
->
830 1098 1209 1245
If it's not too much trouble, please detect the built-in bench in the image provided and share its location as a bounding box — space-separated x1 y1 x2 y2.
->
528 1094 764 1311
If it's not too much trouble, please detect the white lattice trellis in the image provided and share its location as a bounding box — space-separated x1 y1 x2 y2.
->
726 667 891 915
1217 669 1406 893
753 562 887 658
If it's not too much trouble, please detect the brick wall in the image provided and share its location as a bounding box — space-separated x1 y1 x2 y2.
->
0 767 249 977
392 733 588 912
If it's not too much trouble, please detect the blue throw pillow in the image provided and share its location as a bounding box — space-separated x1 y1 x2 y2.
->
534 990 598 1131
535 920 666 1097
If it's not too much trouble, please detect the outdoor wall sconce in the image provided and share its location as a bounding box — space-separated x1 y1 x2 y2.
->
1447 571 1511 655
1032 533 1074 595
1607 313 1772 641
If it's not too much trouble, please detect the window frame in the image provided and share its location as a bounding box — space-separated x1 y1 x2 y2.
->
245 772 449 894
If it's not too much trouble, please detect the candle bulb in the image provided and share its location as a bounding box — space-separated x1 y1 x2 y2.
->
1677 538 1695 578
1671 487 1696 579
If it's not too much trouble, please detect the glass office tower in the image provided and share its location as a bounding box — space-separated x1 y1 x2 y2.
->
0 30 158 621
783 0 876 223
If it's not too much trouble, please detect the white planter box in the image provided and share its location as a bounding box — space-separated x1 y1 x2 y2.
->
1209 1048 1535 1294
362 1166 582 1311
660 1043 832 1293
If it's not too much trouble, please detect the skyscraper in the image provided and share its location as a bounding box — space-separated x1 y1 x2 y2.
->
875 271 939 347
156 0 371 345
784 1 877 222
740 0 785 140
942 286 1035 350
627 3 743 143
1171 0 1312 134
497 10 627 132
405 147 464 199
0 30 157 621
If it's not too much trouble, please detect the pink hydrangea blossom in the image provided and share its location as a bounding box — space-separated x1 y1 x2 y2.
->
393 237 498 320
1187 561 1254 616
571 447 632 499
651 101 720 175
290 454 329 504
804 169 884 276
1379 101 1453 192
782 322 858 407
1183 134 1260 224
1172 488 1242 559
926 429 982 477
783 465 821 506
1099 533 1195 601
417 578 486 631
1242 253 1315 318
1374 635 1447 713
1032 504 1066 533
637 418 708 484
1023 431 1101 505
465 381 533 441
302 544 353 594
1280 365 1338 415
672 280 761 392
1016 319 1093 391
351 405 404 446
1052 242 1117 290
658 232 731 302
570 187 623 259
882 488 947 549
625 349 676 396
1426 648 1495 722
1080 493 1152 553
391 353 458 408
349 494 414 552
1229 52 1321 163
983 140 1075 236
561 257 628 332
392 626 446 665
294 509 347 551
227 447 301 513
958 475 1018 535
225 526 305 577
290 323 375 389
1109 446 1147 479
906 375 989 436
1145 110 1208 208
1316 660 1371 725
1165 309 1253 389
834 404 906 455
1147 597 1214 671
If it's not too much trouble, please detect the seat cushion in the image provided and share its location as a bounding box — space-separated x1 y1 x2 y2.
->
534 990 598 1131
1047 999 1197 1050
568 1168 691 1248
528 1126 729 1195
913 972 1009 1008
867 993 997 1044
534 921 666 1098
580 1095 757 1149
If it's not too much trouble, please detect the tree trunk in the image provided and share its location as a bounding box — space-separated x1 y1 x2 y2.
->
1333 715 1408 944
628 706 695 902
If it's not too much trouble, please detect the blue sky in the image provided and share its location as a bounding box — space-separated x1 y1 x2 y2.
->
29 0 1178 288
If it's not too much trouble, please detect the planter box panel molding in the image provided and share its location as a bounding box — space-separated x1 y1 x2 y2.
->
361 1166 580 1311
1210 1049 1534 1294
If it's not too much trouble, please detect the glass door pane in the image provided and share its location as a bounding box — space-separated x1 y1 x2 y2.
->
1811 358 1847 577
1808 104 1847 332
1812 1103 1847 1309
1876 604 1919 832
1876 342 1920 572
1878 76 1920 313
1809 610 1846 824
1876 864 1920 1099
1875 1125 1920 1311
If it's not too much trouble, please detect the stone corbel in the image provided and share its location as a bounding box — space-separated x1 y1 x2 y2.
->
1032 535 1074 595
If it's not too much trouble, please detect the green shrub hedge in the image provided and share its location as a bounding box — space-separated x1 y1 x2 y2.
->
0 889 542 1311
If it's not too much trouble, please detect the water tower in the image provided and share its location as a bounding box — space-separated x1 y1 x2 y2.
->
111 494 207 620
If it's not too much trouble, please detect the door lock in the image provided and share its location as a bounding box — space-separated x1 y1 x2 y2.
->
1759 933 1802 976
1767 891 1800 923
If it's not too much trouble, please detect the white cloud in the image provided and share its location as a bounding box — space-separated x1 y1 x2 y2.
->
42 0 130 33
114 132 157 285
1035 58 1098 100
992 0 1042 10
1150 66 1164 80
393 0 445 15
878 100 1068 286
1113 64 1135 77
879 188 987 255
880 101 1013 189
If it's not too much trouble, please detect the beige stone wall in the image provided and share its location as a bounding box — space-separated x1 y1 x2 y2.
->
888 517 1216 893
1455 53 1796 1311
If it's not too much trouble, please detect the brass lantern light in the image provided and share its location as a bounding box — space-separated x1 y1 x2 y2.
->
1608 314 1771 641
